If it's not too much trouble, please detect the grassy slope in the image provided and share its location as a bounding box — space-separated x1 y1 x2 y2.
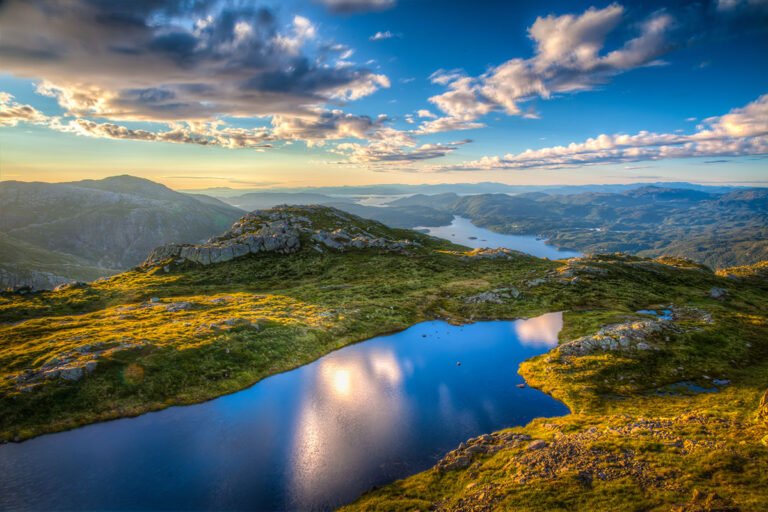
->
0 232 116 287
1 215 766 509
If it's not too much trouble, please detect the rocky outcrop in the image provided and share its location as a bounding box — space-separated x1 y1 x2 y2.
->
143 205 421 267
465 287 521 304
559 320 671 356
0 267 71 292
462 248 526 260
436 432 533 473
9 341 143 392
558 305 714 357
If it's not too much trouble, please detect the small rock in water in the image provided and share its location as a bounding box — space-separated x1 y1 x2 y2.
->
456 361 462 366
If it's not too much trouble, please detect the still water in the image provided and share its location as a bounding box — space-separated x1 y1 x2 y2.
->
419 216 582 259
0 314 568 511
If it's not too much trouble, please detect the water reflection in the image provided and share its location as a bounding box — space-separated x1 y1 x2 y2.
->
0 314 569 512
288 349 410 508
515 312 563 347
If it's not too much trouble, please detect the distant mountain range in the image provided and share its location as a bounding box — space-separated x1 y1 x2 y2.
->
0 176 243 289
184 181 750 198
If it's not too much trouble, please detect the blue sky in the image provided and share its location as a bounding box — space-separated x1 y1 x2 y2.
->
0 0 766 188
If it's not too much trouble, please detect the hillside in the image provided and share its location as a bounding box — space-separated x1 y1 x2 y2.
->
0 233 111 290
0 175 244 289
387 187 768 268
0 205 766 510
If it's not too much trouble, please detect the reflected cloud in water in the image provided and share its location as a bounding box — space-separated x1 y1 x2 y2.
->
515 312 563 347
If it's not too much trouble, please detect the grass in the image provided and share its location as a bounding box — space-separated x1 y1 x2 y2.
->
1 208 766 510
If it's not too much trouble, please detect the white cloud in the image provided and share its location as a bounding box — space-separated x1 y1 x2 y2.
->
0 92 48 126
429 94 768 172
716 0 768 11
333 132 472 166
369 31 400 41
325 74 391 101
420 4 674 134
271 110 382 146
50 118 273 149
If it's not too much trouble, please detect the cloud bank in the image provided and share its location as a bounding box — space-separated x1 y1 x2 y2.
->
430 94 768 172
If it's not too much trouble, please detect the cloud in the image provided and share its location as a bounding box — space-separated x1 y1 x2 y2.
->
416 109 437 119
0 1 389 123
332 127 471 166
271 110 384 146
429 94 768 172
51 118 273 149
317 0 396 14
716 0 768 11
369 31 400 41
418 5 674 134
0 92 48 126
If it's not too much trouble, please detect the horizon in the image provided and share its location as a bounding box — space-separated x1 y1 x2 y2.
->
1 173 765 193
1 0 766 189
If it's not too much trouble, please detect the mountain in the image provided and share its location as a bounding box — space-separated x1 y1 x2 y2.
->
1 205 766 510
184 181 747 198
0 175 244 289
388 188 768 268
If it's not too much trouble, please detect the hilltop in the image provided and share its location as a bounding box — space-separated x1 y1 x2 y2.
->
0 175 243 289
0 205 766 510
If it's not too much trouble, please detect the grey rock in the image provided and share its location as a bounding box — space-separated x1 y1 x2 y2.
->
709 287 727 300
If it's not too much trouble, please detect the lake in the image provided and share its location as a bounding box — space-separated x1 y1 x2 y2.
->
0 313 568 512
418 216 582 259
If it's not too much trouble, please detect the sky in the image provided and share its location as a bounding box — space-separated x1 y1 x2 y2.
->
0 0 766 189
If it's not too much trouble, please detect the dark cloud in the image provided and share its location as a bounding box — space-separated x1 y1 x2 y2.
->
316 0 396 15
0 0 388 121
